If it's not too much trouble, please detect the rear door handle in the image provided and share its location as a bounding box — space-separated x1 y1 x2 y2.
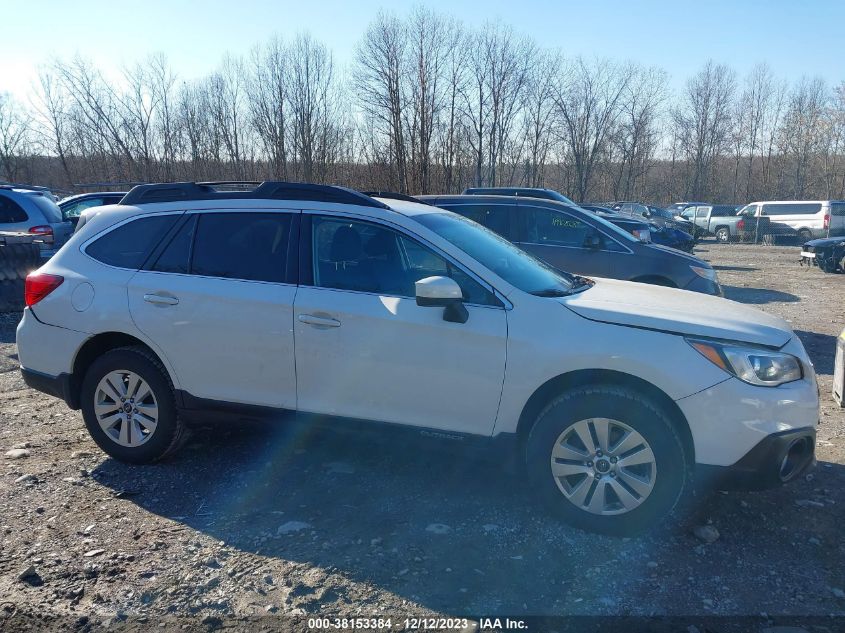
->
143 293 179 306
298 314 341 328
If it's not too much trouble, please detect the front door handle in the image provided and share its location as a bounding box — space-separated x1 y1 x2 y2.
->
144 293 179 306
298 314 341 328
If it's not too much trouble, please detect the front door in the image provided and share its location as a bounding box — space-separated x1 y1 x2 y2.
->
293 214 508 435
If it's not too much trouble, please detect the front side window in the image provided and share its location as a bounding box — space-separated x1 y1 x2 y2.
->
87 215 179 269
738 205 758 217
521 207 594 247
62 198 104 219
311 216 498 305
695 206 710 219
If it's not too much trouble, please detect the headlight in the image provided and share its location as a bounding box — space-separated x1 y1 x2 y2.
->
687 339 803 387
690 265 718 282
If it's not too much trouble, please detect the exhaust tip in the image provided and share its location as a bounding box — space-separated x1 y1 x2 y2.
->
779 437 810 482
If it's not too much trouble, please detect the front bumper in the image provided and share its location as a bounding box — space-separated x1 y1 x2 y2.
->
696 427 816 490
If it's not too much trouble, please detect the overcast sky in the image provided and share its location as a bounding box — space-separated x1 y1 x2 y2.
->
2 0 843 103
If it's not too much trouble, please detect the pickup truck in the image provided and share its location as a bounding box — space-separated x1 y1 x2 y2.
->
680 204 740 241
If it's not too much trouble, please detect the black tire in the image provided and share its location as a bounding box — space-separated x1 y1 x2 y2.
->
797 229 813 243
80 346 186 463
715 227 730 243
525 385 689 535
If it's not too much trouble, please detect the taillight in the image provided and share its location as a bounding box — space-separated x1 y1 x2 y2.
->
737 219 745 230
25 273 64 307
28 225 53 236
824 214 830 230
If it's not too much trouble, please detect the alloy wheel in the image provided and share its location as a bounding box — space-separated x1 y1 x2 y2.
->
94 370 159 447
550 417 657 515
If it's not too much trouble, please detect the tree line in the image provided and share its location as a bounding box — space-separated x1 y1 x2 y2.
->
1 7 844 204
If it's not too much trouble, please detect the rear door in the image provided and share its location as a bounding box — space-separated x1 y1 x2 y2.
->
127 210 298 409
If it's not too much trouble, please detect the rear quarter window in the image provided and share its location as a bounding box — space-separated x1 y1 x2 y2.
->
28 195 63 223
0 195 28 223
86 215 179 269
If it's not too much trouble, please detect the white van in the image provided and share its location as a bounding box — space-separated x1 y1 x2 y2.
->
739 200 845 240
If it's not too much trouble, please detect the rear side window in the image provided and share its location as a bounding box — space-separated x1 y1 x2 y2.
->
521 206 593 247
87 215 179 269
442 204 512 238
830 203 845 217
0 195 28 223
762 203 822 216
152 215 198 274
29 195 62 223
190 213 292 283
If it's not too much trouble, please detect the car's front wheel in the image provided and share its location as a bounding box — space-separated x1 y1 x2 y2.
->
81 346 185 463
715 227 730 243
525 385 689 535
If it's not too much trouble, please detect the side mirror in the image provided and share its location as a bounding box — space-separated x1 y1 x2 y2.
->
415 276 468 324
583 232 602 249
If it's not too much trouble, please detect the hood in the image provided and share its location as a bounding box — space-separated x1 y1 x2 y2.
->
561 277 792 347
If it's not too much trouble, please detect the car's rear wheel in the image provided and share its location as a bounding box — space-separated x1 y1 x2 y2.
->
715 227 730 243
525 385 689 535
81 347 185 463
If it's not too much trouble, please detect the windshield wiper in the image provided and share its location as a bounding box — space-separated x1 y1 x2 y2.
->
530 288 571 297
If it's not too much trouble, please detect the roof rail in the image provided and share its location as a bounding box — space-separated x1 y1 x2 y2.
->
120 181 390 209
361 191 431 205
0 182 53 193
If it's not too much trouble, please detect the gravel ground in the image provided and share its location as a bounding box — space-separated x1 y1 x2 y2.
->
0 242 844 630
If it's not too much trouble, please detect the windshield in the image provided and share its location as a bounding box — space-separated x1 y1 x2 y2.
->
414 211 575 295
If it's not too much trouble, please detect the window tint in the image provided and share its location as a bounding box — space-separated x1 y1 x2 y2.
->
0 195 28 223
191 213 291 283
442 204 511 237
62 198 104 219
522 207 594 247
28 195 63 223
831 203 845 217
87 215 178 269
312 216 498 306
762 203 823 216
151 215 197 274
739 205 758 217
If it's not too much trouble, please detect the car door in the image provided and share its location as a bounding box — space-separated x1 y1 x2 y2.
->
127 210 298 409
435 201 516 240
513 202 627 279
293 213 507 435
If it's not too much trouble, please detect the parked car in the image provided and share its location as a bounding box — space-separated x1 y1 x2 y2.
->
0 185 73 259
578 205 652 242
420 194 721 294
681 204 742 242
59 192 127 227
666 201 707 215
799 236 845 273
583 204 694 252
650 225 696 252
739 201 845 242
607 201 697 236
17 181 818 534
463 187 578 207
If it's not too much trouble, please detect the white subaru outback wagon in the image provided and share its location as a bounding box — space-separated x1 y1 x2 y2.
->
17 182 819 534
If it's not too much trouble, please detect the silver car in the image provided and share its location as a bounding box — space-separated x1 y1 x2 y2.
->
0 185 73 259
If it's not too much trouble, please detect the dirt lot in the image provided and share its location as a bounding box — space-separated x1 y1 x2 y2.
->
1 242 844 629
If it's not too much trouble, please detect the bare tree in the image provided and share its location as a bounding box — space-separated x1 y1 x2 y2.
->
672 61 736 199
554 58 632 202
355 11 409 192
